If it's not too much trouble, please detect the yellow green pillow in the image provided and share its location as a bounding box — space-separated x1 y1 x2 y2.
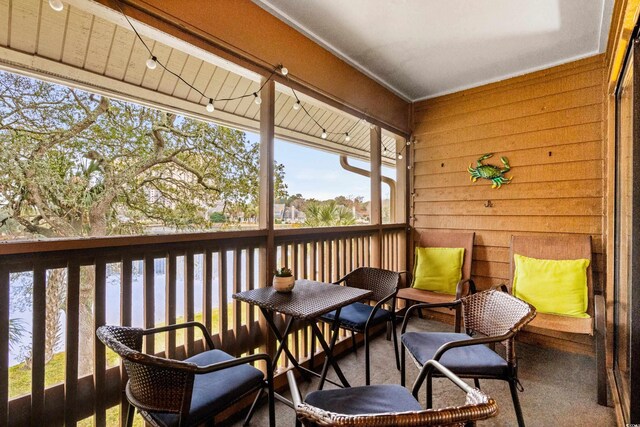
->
512 254 590 318
412 247 464 295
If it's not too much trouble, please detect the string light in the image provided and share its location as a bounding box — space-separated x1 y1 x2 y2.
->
113 0 378 153
398 153 403 160
146 56 158 70
206 99 215 113
49 0 64 11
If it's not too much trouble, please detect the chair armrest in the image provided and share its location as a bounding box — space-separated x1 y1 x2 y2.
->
424 360 475 394
401 301 460 334
287 370 303 408
594 294 605 334
364 292 397 330
432 332 513 362
195 352 273 375
144 321 215 350
412 332 514 396
455 279 476 299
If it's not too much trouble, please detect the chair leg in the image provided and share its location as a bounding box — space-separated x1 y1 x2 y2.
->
596 321 607 406
509 379 526 427
125 402 135 427
474 378 481 389
243 389 263 426
365 328 371 385
309 323 316 372
267 380 276 427
392 317 400 371
425 370 433 408
400 342 406 387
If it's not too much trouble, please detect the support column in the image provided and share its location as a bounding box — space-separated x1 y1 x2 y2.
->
258 78 276 357
259 78 276 278
370 125 382 268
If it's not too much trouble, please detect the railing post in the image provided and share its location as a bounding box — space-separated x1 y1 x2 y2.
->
259 78 276 357
370 125 382 268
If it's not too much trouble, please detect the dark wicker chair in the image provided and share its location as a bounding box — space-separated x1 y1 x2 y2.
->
318 267 401 385
401 289 536 427
96 322 275 427
287 360 498 427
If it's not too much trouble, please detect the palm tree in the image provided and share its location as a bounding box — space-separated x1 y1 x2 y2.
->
9 318 26 351
304 201 356 227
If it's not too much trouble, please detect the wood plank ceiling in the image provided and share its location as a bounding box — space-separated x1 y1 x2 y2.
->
0 0 399 163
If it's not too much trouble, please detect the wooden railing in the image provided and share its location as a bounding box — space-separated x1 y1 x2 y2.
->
0 224 405 426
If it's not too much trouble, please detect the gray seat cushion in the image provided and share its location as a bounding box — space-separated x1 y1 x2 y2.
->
305 384 422 415
401 332 508 377
151 349 264 427
320 302 392 330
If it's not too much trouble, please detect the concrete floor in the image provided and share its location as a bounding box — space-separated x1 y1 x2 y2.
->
229 318 615 427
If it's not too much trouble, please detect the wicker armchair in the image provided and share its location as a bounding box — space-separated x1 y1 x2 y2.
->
401 289 536 427
287 360 498 427
318 267 401 385
96 322 275 427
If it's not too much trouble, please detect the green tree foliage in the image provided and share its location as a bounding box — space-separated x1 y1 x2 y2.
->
0 71 286 238
303 200 355 227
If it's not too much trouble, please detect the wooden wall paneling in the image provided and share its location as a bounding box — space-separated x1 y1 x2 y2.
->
412 55 606 355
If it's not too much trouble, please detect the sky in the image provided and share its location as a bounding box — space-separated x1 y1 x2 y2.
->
246 132 394 201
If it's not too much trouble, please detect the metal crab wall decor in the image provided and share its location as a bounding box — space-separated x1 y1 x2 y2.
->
468 153 512 188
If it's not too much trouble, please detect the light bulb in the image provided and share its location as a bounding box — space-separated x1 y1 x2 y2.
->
280 66 288 76
206 99 215 113
49 0 64 11
398 153 403 160
406 140 411 146
254 93 262 105
293 100 301 110
321 130 327 139
345 133 351 142
407 165 412 170
146 56 157 70
383 147 388 154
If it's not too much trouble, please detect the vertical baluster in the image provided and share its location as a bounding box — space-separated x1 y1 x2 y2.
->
365 235 371 266
318 240 325 282
0 266 9 427
346 238 352 274
246 247 256 330
166 253 177 359
31 265 46 427
94 260 107 427
233 248 242 355
359 236 364 268
203 249 213 336
292 242 299 279
326 239 333 282
143 255 155 354
342 238 348 275
120 256 133 427
282 243 289 269
185 251 195 357
302 241 308 279
218 251 228 347
331 238 340 282
64 261 80 427
310 241 317 281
